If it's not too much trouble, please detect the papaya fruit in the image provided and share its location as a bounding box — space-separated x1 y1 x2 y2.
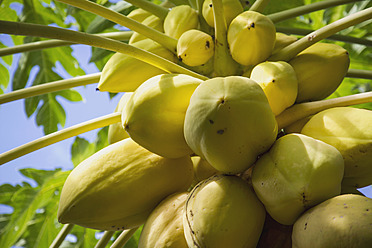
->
301 107 372 190
127 8 152 22
107 93 132 144
57 138 193 230
191 156 219 186
138 192 189 248
292 194 372 248
227 10 276 66
177 29 214 67
251 133 344 225
183 174 266 248
163 5 199 39
97 39 177 93
122 74 203 158
202 0 244 28
184 76 277 174
289 42 350 103
283 115 312 134
129 15 164 45
272 32 297 55
250 61 298 116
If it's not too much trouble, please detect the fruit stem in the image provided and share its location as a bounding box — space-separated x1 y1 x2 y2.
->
212 0 240 76
346 68 372 79
0 112 121 166
49 224 74 248
110 228 139 248
55 0 178 53
124 0 169 20
249 0 271 13
268 7 372 61
0 21 208 80
0 73 100 104
188 0 197 9
275 26 372 47
0 31 133 57
94 231 116 248
276 91 372 130
268 0 362 23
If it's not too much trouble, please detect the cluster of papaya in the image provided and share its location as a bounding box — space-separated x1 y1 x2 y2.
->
57 0 372 247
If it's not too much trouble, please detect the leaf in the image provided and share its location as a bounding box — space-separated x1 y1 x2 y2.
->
0 41 13 66
56 89 83 102
36 94 67 134
0 63 9 94
70 136 95 167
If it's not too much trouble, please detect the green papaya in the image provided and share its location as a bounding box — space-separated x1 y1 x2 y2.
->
107 93 132 144
183 174 266 248
57 138 193 230
177 29 215 67
250 61 298 116
227 10 276 66
129 15 164 45
202 0 244 28
289 42 350 103
127 8 152 22
163 5 199 39
184 76 277 174
283 115 312 134
97 39 177 93
272 32 297 55
292 194 372 248
251 133 344 225
122 74 203 158
301 107 372 190
138 192 189 248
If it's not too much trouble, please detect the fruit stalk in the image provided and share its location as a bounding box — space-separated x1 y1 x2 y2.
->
276 91 372 129
0 31 133 57
212 0 240 76
0 20 208 80
94 231 115 248
0 73 100 104
249 0 271 13
55 0 177 52
346 68 372 79
269 7 372 61
0 112 121 166
268 0 362 23
276 26 372 47
110 228 139 248
49 224 74 248
124 0 169 20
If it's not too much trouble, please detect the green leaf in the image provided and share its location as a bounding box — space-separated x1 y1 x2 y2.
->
36 94 67 134
56 89 83 102
0 63 9 94
70 136 95 167
0 41 13 65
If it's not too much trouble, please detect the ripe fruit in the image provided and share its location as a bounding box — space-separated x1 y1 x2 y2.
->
177 29 215 67
250 61 298 115
129 15 164 44
227 10 276 66
252 133 344 225
292 194 372 248
127 8 152 22
191 156 219 186
122 74 203 158
57 138 193 230
272 32 298 54
163 5 199 39
301 107 372 190
97 39 177 93
107 93 132 144
183 174 266 248
138 192 189 248
184 76 278 174
202 0 244 28
289 42 350 103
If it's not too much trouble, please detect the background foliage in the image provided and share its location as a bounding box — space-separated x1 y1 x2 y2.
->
0 0 371 247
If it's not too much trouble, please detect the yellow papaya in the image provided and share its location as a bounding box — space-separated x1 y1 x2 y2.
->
272 32 297 55
292 194 372 248
183 174 266 248
57 138 193 230
301 107 372 190
138 192 189 248
129 15 164 45
289 42 350 103
122 74 203 158
202 0 244 28
177 29 215 67
127 8 152 22
251 133 344 225
184 76 277 174
250 61 298 116
283 115 312 134
97 39 177 93
191 156 219 186
107 93 132 144
227 10 276 66
163 5 199 39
